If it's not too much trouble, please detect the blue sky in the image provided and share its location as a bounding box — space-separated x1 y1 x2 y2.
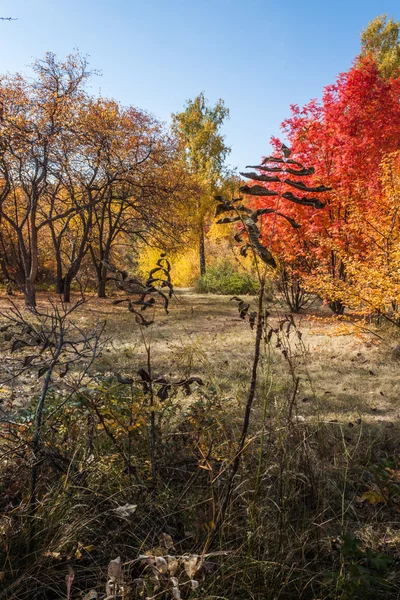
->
0 0 398 171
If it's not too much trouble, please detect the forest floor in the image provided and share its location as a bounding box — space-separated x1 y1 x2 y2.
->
1 288 399 426
1 289 400 599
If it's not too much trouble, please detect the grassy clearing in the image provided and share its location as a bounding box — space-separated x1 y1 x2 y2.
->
2 289 396 425
0 290 399 599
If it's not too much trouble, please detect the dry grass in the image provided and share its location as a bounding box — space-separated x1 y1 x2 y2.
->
1 289 399 426
1 289 400 599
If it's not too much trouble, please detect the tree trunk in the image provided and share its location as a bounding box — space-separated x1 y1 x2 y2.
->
97 277 106 298
89 242 108 298
199 226 206 277
25 280 36 307
96 261 108 298
55 251 65 294
63 274 73 303
25 213 39 307
327 257 346 315
328 299 345 315
56 276 65 295
0 257 10 282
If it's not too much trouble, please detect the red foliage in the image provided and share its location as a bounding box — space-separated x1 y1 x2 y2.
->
246 55 400 310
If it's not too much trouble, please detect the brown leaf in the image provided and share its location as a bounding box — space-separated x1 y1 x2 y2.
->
108 556 122 581
160 532 174 549
11 339 29 353
82 591 97 600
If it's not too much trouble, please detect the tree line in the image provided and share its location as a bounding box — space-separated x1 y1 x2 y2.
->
0 52 207 306
2 14 400 324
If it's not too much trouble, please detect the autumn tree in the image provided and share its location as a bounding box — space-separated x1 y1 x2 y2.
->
270 56 400 314
237 145 329 310
0 53 194 303
45 97 134 302
0 52 91 306
361 14 400 78
87 102 192 298
326 151 400 326
171 92 230 276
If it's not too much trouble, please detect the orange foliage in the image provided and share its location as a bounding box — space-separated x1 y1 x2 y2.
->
250 56 400 317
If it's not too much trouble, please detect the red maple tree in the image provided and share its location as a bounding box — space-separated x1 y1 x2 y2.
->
245 56 400 313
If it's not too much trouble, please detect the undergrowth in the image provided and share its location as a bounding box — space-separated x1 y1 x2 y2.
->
195 260 260 296
0 297 399 599
1 372 400 599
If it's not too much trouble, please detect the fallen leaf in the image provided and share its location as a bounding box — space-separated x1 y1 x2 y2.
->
360 490 386 505
112 504 137 518
82 590 98 600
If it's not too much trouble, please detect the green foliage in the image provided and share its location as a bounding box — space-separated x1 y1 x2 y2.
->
324 533 394 599
366 457 400 506
195 260 260 295
361 14 400 77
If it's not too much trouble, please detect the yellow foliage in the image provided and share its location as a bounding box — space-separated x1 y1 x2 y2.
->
303 152 400 324
138 245 198 287
137 219 256 288
360 490 386 504
341 152 400 322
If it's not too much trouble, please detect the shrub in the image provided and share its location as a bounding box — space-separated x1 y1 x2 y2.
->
195 260 260 295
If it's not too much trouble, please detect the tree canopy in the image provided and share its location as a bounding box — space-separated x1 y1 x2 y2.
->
171 93 230 276
361 14 400 78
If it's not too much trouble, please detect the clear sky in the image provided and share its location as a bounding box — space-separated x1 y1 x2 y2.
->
0 0 399 171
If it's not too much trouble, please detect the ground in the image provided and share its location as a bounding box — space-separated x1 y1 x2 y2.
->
1 289 400 599
1 289 399 426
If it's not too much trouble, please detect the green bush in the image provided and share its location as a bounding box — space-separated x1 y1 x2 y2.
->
195 260 260 295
